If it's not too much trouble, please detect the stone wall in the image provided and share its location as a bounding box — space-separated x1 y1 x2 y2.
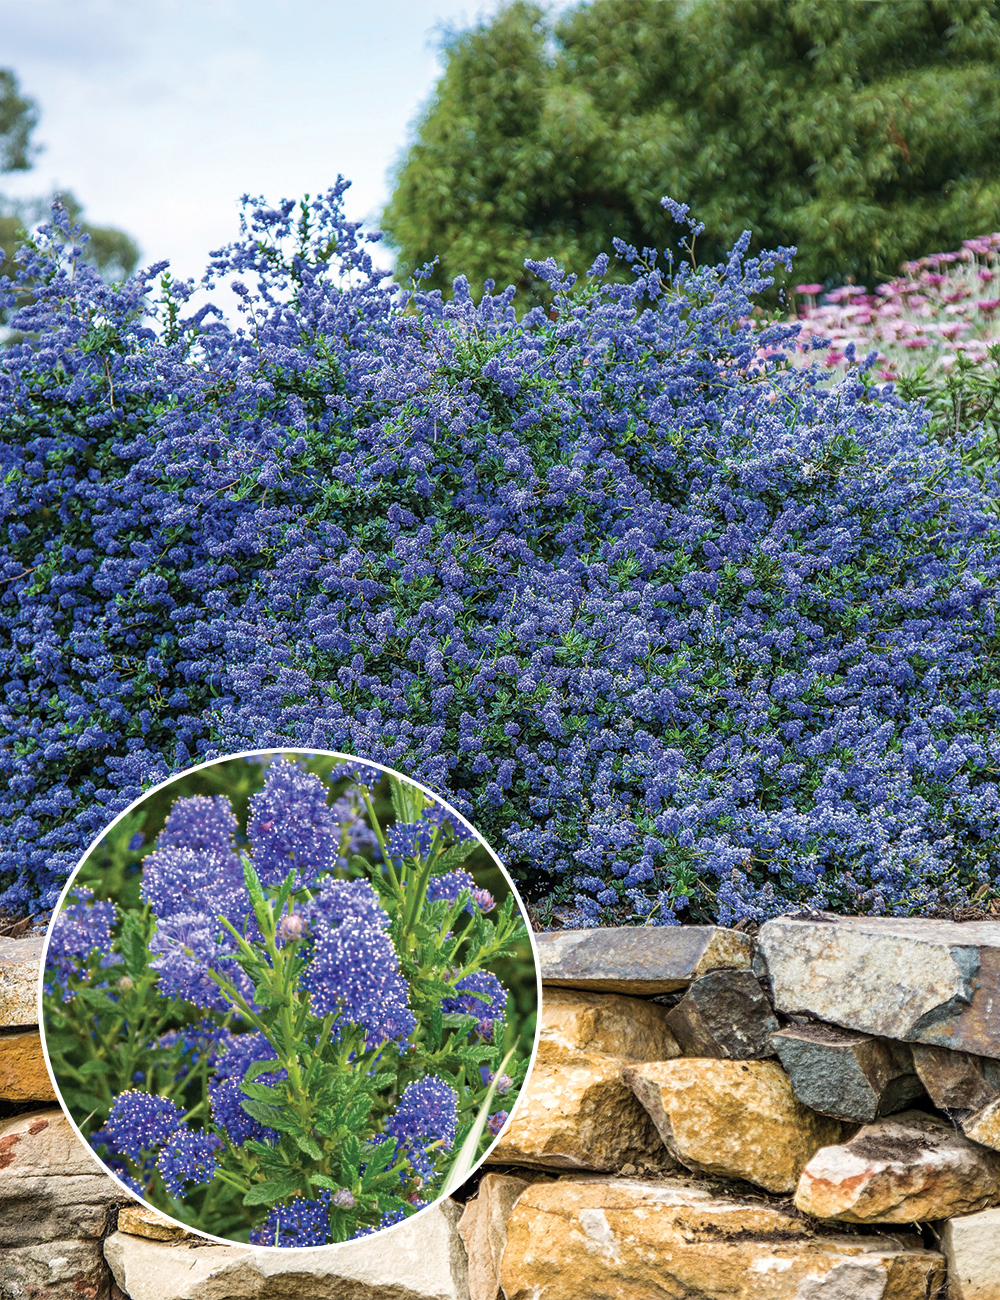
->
7 916 1000 1298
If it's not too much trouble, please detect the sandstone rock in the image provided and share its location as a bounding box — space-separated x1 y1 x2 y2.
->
489 1040 676 1172
0 1026 56 1100
0 934 43 1026
104 1198 470 1300
622 1058 842 1193
0 1235 112 1300
962 1098 1000 1152
912 1044 1000 1113
117 1202 188 1240
0 1107 122 1244
457 1173 530 1300
756 914 1000 1058
499 1174 946 1300
664 969 779 1059
536 926 752 994
795 1109 1000 1223
940 1205 1000 1299
771 1022 924 1121
540 987 680 1061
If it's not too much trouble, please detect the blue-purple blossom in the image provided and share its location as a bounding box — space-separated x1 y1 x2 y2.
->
384 1075 458 1181
486 1111 509 1137
426 870 493 914
46 886 117 995
148 912 242 1013
213 1032 286 1087
5 184 1000 928
105 1091 184 1161
307 878 390 932
247 760 342 888
442 970 507 1038
156 1125 223 1196
301 916 415 1043
208 1077 279 1146
249 1191 331 1247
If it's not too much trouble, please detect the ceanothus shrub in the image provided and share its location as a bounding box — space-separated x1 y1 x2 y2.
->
2 186 999 926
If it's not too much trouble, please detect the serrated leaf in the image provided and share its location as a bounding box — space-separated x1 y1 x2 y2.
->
240 1099 298 1133
241 1081 285 1104
245 1057 283 1084
294 1132 323 1160
360 1137 398 1182
428 837 478 873
430 1001 443 1048
243 1176 302 1206
118 911 149 979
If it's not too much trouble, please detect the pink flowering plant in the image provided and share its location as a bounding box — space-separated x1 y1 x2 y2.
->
784 233 1000 463
41 755 533 1246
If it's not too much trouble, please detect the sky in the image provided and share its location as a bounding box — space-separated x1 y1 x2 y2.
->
0 0 576 281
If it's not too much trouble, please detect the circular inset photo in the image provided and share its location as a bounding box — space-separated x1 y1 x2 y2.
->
40 751 539 1247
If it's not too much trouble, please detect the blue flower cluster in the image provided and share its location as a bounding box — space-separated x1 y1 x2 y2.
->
442 970 507 1039
45 885 119 996
5 186 998 924
384 1075 459 1183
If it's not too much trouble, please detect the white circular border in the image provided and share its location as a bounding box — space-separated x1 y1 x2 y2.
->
36 747 543 1251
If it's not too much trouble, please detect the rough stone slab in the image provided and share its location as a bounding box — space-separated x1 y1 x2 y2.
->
0 1108 122 1245
0 1027 56 1100
622 1058 843 1194
104 1199 470 1300
488 1040 677 1173
756 915 1000 1058
118 1202 188 1240
0 935 43 1026
499 1174 946 1300
940 1205 1000 1299
540 987 680 1061
535 926 752 994
771 1022 924 1122
664 970 779 1059
912 1044 1000 1114
962 1098 1000 1152
457 1173 530 1300
0 1235 112 1300
795 1109 1000 1224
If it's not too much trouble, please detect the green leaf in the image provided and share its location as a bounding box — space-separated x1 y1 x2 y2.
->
241 1081 285 1104
243 1176 302 1206
294 1132 323 1160
118 910 149 979
245 1058 284 1084
240 1100 298 1134
428 837 478 874
443 1046 518 1195
360 1137 399 1183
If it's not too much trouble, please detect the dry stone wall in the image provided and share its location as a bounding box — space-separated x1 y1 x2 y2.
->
6 918 1000 1297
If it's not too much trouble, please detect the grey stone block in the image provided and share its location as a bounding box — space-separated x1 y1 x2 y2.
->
771 1022 924 1122
664 970 779 1059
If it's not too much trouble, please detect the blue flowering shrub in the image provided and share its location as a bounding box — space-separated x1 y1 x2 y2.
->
3 185 1000 928
42 756 532 1245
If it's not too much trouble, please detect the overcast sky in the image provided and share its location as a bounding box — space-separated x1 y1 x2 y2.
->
0 0 575 281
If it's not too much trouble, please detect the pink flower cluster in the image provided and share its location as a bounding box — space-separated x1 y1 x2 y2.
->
786 233 1000 380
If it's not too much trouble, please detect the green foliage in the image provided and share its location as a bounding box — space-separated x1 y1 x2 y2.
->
0 69 38 174
383 0 1000 304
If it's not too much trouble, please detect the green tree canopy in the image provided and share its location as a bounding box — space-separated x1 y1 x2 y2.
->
0 68 139 288
383 0 1000 301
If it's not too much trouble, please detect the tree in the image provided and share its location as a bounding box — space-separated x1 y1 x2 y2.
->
382 0 1000 301
0 68 139 287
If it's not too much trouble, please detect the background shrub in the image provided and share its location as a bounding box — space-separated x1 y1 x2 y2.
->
383 0 1000 305
2 188 999 927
